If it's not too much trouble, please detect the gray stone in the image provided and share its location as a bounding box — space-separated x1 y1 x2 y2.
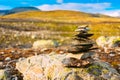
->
0 70 6 80
16 54 120 80
5 57 11 61
81 51 95 59
32 40 59 49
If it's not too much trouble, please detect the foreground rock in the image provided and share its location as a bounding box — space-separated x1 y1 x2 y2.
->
33 40 59 49
0 70 6 80
16 53 120 80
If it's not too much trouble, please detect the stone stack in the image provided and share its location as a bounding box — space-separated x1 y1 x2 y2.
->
68 25 94 53
62 25 96 67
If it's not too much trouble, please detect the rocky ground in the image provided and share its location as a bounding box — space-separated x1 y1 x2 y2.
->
0 47 120 80
0 47 67 80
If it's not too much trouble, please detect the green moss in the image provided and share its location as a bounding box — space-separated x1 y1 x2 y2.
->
102 69 109 74
87 65 103 76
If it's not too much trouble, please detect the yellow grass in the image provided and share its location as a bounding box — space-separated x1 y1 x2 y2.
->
2 10 120 23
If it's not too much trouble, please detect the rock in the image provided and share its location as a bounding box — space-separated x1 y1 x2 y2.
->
16 54 120 80
5 57 11 61
109 53 115 57
75 25 89 32
32 40 59 49
0 52 4 54
0 62 3 68
81 51 95 59
75 33 93 38
65 53 83 59
0 70 6 80
31 35 36 39
96 36 107 48
62 57 93 67
68 45 92 53
96 36 120 48
68 25 94 53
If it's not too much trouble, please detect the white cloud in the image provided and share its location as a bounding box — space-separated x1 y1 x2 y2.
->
100 10 120 17
37 3 120 17
37 3 110 12
56 0 63 3
0 5 11 10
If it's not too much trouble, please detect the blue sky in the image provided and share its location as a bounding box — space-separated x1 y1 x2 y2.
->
0 0 120 16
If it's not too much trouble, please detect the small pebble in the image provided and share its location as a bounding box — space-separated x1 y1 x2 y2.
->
0 52 4 54
109 54 115 57
118 53 120 54
5 57 11 61
59 51 64 54
0 62 3 66
41 48 48 52
18 57 26 61
11 50 15 53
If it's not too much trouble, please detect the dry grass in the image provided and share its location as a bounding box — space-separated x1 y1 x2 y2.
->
0 10 120 45
1 10 120 23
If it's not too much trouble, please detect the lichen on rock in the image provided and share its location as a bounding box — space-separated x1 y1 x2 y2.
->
16 54 120 80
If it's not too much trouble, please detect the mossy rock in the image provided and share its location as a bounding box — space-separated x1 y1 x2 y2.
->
16 54 120 80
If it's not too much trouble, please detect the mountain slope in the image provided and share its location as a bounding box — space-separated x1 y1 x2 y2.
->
2 10 120 23
6 7 40 15
0 7 40 15
0 10 9 15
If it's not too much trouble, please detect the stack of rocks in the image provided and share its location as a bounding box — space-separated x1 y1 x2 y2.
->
62 25 96 67
68 25 94 53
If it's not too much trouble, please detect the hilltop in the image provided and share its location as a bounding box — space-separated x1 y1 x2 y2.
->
1 10 120 23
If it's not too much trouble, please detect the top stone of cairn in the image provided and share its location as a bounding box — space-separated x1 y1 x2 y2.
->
75 25 90 33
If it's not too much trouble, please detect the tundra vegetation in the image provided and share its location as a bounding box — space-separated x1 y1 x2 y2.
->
0 10 120 48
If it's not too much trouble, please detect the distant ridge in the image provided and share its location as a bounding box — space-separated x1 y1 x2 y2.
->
0 10 9 15
0 7 40 15
6 7 40 15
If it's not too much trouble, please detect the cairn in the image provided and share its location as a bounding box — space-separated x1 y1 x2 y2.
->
68 25 94 53
62 25 96 67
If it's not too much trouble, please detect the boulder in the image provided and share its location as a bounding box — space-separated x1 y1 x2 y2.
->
96 36 120 48
16 53 120 80
32 40 59 49
0 70 6 80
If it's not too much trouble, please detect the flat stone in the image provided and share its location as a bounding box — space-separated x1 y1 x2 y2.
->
81 51 95 60
75 25 89 32
73 43 93 47
73 37 88 41
68 46 91 53
66 53 83 59
75 33 93 38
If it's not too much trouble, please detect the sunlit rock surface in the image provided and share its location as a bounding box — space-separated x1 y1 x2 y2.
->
32 40 59 49
16 53 120 80
96 36 120 48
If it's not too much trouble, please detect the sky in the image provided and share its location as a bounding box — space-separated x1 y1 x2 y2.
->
0 0 120 17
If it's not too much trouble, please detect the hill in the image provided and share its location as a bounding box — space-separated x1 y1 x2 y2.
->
2 10 120 23
0 10 9 15
6 7 40 15
0 7 40 15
